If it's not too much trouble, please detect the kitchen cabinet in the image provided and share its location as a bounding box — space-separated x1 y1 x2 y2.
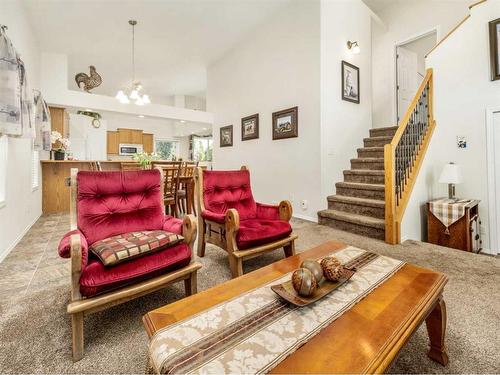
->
49 106 69 141
143 133 154 153
107 131 119 154
118 128 143 144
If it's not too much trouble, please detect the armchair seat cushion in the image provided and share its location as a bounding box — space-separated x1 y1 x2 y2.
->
89 230 183 267
236 219 292 250
80 242 191 297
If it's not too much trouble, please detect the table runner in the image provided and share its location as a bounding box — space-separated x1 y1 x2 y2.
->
149 246 404 374
429 198 472 234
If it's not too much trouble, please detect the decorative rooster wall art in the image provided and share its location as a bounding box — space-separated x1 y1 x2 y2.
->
74 65 102 93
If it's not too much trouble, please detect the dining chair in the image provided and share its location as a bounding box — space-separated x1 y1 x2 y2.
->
178 161 199 215
158 165 181 217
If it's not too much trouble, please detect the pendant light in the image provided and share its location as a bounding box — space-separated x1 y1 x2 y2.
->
115 20 151 105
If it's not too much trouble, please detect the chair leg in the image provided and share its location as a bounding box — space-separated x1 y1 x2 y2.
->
197 222 206 257
283 239 296 258
228 254 243 278
71 312 84 362
184 270 198 296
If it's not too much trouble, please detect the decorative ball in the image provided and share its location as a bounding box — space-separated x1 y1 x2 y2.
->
321 257 344 282
320 256 341 270
291 268 317 297
300 259 324 284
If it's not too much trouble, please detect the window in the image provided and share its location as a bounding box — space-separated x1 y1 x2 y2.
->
155 139 180 160
192 136 213 162
32 142 39 190
0 135 8 207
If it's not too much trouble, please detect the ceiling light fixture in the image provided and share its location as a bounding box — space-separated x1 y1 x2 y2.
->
115 20 151 105
180 120 186 123
347 40 360 54
138 115 145 118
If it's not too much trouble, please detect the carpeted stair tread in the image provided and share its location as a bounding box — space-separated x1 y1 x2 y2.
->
351 157 384 162
318 209 385 229
336 181 384 190
364 136 392 142
344 169 384 176
327 195 385 207
357 146 384 153
369 126 398 137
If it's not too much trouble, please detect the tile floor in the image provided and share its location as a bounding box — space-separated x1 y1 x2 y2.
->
0 213 70 299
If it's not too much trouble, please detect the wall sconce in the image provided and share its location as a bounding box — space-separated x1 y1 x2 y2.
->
347 41 360 54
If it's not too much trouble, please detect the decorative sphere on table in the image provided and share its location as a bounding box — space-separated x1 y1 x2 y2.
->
321 257 344 282
291 268 317 297
300 259 324 284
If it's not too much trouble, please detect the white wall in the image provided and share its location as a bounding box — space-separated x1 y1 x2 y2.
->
401 0 500 255
371 0 470 127
207 0 322 221
320 0 373 201
0 1 43 259
41 53 214 125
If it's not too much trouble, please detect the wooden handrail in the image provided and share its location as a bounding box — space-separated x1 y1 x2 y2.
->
384 68 435 244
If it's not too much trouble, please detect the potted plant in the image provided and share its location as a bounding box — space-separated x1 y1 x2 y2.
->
51 131 71 160
132 151 159 169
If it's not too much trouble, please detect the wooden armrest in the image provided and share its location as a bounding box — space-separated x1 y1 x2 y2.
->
279 200 293 222
182 214 197 249
70 234 83 301
225 209 240 253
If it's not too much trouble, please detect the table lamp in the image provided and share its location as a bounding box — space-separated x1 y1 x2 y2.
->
438 162 462 200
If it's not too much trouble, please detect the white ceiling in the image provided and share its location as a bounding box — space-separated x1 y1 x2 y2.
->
23 0 290 103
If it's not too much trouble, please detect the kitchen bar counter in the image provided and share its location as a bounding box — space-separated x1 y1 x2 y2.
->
41 160 130 213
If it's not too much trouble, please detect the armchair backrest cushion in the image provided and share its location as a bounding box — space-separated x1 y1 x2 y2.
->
77 170 165 245
202 169 257 220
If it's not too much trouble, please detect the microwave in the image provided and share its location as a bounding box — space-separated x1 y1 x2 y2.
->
119 144 143 156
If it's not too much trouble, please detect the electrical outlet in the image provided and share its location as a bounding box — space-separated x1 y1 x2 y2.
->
301 200 308 210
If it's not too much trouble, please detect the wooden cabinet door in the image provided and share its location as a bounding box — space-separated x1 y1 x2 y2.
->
118 129 131 144
107 131 119 154
143 133 154 153
130 129 143 144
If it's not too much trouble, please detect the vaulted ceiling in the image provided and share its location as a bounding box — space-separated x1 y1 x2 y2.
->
23 0 290 104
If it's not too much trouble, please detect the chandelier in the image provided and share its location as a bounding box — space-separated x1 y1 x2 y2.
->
115 20 150 105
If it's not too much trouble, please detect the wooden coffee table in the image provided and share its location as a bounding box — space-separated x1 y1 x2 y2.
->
143 241 449 373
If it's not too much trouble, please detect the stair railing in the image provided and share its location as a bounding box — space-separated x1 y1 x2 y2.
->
384 68 436 244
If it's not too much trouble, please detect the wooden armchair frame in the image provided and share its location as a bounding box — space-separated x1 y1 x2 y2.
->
67 168 201 361
194 166 298 278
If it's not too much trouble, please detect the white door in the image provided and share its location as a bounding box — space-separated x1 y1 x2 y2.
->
493 111 500 254
396 46 418 123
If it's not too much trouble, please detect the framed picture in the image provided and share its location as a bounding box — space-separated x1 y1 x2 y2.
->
489 18 500 81
272 106 298 140
342 60 360 104
241 113 259 141
219 125 233 147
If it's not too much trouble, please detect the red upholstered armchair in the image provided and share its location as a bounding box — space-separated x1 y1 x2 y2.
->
195 166 297 278
59 168 201 361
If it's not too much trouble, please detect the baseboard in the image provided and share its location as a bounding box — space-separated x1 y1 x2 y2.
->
0 213 41 263
293 213 318 223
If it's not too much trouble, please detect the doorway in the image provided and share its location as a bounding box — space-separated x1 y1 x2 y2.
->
487 109 500 255
395 30 437 123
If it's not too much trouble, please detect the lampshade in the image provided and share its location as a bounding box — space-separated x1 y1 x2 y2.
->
438 163 462 184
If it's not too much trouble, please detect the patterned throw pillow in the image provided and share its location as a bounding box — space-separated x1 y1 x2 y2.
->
90 230 184 267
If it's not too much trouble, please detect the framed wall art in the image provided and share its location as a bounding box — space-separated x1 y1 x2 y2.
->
489 18 500 81
272 106 298 140
241 113 259 141
341 60 360 104
219 125 233 147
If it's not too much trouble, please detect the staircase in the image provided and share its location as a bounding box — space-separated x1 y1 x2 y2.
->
318 126 397 240
319 68 435 244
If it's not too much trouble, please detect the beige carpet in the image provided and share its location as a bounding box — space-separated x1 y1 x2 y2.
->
0 217 499 374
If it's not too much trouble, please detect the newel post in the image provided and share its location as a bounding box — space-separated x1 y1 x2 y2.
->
384 144 397 244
